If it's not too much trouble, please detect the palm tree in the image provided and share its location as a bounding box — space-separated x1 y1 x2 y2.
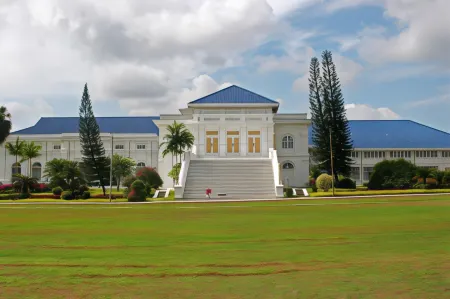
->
112 154 136 191
5 137 26 174
21 141 42 176
43 158 69 189
63 161 85 193
160 121 194 185
13 174 38 194
0 106 12 145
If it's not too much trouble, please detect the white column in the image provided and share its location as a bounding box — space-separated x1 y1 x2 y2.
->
240 126 247 157
219 127 226 157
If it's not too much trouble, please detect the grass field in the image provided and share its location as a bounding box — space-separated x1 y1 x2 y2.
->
1 196 450 298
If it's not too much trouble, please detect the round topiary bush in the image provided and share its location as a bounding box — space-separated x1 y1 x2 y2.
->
79 185 89 193
316 174 333 192
136 167 163 190
127 180 147 202
61 191 73 200
52 187 63 196
81 191 91 200
337 177 356 189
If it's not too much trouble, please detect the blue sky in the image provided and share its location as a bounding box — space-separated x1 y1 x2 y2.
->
1 0 449 131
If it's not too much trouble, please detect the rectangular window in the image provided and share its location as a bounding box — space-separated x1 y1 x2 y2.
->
115 144 124 150
443 151 450 158
350 167 360 181
53 145 61 150
137 144 146 150
351 151 359 158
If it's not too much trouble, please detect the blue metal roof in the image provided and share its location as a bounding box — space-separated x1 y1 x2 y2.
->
13 117 160 135
308 120 450 149
188 85 279 105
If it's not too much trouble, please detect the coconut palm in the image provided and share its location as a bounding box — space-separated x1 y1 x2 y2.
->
112 154 136 191
0 106 12 145
5 137 26 174
13 174 38 194
20 141 42 176
44 158 69 189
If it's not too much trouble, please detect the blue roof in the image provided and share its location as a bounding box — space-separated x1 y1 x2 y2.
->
13 117 160 135
188 85 279 105
308 120 450 149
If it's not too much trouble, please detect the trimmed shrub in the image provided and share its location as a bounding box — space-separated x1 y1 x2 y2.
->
127 180 147 202
30 194 60 199
0 184 14 193
18 193 30 199
368 159 416 190
79 185 89 193
123 175 137 189
316 174 333 192
0 193 19 200
91 193 124 199
311 185 318 192
136 167 163 190
337 177 356 189
81 191 90 200
52 187 63 196
285 188 294 198
61 191 74 200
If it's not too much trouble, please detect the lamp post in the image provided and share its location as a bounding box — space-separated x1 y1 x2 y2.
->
329 128 335 197
109 133 113 202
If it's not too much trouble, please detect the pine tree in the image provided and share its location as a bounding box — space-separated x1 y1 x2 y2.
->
309 50 353 181
78 84 109 195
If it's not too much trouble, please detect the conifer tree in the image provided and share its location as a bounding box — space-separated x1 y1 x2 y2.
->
309 50 353 180
78 84 109 195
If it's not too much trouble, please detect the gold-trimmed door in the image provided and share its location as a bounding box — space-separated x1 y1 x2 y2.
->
206 131 219 154
227 131 239 154
248 131 261 154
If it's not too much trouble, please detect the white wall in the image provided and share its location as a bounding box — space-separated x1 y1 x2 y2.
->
275 123 310 187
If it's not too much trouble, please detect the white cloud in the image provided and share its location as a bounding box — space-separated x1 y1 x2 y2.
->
0 99 55 131
356 0 450 69
345 103 400 120
325 0 380 12
2 0 316 129
293 53 363 92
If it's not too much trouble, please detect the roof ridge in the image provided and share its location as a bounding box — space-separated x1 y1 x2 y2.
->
409 120 450 136
188 85 279 105
188 85 236 104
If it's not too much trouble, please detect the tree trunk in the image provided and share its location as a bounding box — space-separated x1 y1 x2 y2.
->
117 177 120 192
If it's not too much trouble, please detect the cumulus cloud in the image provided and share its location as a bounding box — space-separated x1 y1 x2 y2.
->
345 103 400 120
0 99 55 131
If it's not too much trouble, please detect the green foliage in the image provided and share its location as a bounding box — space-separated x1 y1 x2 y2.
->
52 187 63 195
127 180 147 202
112 154 136 191
168 163 182 184
78 83 109 195
368 159 417 190
136 167 163 190
337 177 356 189
308 50 353 178
285 188 294 198
81 191 91 199
0 106 12 145
160 121 195 171
123 175 137 189
13 174 38 194
309 165 322 180
79 185 89 193
20 141 42 176
44 159 86 192
316 173 333 192
18 193 30 199
61 191 73 200
5 137 26 172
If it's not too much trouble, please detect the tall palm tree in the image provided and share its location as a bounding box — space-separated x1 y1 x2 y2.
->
0 106 12 145
43 158 68 188
112 154 136 191
160 121 195 164
5 137 26 174
20 141 42 176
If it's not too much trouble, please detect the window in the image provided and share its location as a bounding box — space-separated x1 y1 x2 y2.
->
12 163 21 175
350 167 360 181
282 162 294 169
443 151 450 158
137 144 146 150
282 136 294 149
137 162 146 169
115 144 124 150
32 162 42 180
53 145 61 150
351 151 359 158
416 151 438 158
363 167 373 181
390 151 411 158
364 151 385 159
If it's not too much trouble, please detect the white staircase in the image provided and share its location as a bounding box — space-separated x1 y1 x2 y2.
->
183 159 276 199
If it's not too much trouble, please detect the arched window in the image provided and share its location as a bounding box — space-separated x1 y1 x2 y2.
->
137 162 146 169
12 163 21 175
282 162 295 169
32 162 42 180
282 135 294 149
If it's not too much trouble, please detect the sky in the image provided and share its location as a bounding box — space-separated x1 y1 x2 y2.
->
1 0 450 132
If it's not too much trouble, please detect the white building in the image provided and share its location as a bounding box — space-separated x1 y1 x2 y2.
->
0 86 310 199
308 120 450 185
2 86 450 198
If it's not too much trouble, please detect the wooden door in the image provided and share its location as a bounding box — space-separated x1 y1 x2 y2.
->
248 137 254 153
206 131 219 154
206 137 212 153
255 137 260 153
248 131 261 154
227 137 233 153
233 137 239 153
213 137 218 153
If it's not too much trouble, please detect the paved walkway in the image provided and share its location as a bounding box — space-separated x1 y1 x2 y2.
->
0 192 449 205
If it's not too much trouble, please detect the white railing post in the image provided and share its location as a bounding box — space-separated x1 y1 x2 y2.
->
174 151 191 199
269 148 284 197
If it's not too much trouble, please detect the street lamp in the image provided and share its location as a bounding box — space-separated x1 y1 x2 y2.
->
109 133 113 202
329 128 335 197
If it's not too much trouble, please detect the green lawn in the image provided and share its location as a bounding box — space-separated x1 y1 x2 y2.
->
1 196 450 298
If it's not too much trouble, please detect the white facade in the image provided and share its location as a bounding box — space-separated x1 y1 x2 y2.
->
346 149 450 185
